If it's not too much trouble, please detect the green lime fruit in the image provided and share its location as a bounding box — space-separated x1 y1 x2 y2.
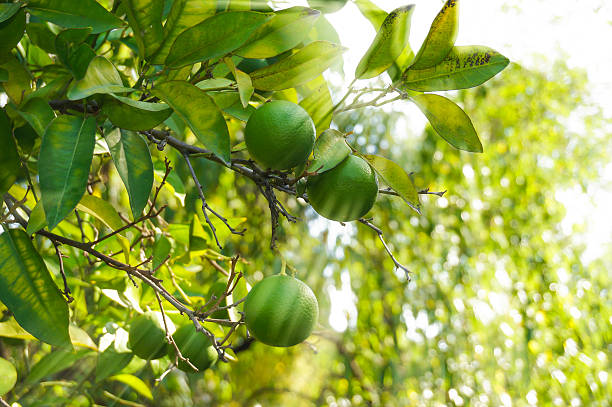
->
237 58 269 74
128 311 174 360
244 274 318 347
306 155 378 222
168 324 218 373
307 0 348 14
244 100 316 170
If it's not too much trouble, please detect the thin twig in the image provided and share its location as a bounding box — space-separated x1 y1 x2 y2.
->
379 187 447 197
53 242 74 303
358 218 412 281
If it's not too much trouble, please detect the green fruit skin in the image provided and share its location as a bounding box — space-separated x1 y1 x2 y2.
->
306 155 378 222
244 100 316 170
168 324 218 373
128 311 173 360
244 275 318 347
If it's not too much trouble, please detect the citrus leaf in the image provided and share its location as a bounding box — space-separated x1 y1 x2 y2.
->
26 200 46 235
39 115 96 230
0 109 20 196
299 75 333 136
235 6 320 59
0 229 71 347
96 348 133 382
0 8 25 56
362 154 420 214
109 374 153 400
0 319 36 340
77 193 133 263
152 81 231 163
0 357 17 396
150 0 215 64
0 68 7 82
66 43 96 80
26 0 124 34
102 96 172 131
67 56 134 100
152 235 172 271
0 3 20 23
165 11 270 68
225 58 253 108
0 54 31 104
398 45 510 91
354 0 386 28
408 0 459 70
17 97 55 137
104 129 154 219
250 41 345 91
124 0 164 58
55 27 92 66
307 129 350 174
26 22 56 53
355 5 414 79
411 93 482 153
26 348 93 384
69 325 98 350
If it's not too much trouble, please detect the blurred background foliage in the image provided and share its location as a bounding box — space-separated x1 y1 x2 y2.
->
3 57 610 406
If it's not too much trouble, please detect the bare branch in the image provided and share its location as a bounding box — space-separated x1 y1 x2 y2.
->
358 218 412 281
53 242 74 303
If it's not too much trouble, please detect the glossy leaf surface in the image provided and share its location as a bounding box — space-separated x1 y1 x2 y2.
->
102 96 172 131
26 0 123 34
362 154 420 213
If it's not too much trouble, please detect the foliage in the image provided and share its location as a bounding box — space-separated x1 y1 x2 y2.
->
3 0 604 406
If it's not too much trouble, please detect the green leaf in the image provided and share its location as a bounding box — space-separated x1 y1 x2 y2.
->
76 194 132 262
0 109 20 196
69 325 98 350
0 3 21 23
0 319 37 340
109 374 154 400
0 357 17 396
152 81 230 163
299 75 333 136
124 0 164 58
152 235 172 270
362 154 420 214
39 115 96 230
26 348 93 384
26 0 124 34
0 229 71 347
250 41 345 91
411 93 482 153
26 22 57 54
408 0 459 70
398 45 510 91
225 57 253 108
0 55 31 104
150 0 215 65
26 201 46 235
165 11 271 68
0 8 25 56
236 7 320 58
307 14 341 45
96 348 133 383
17 97 56 137
104 129 154 219
102 95 172 131
355 5 414 79
0 67 7 82
55 28 96 80
76 194 125 231
67 56 134 100
354 0 386 28
307 129 351 174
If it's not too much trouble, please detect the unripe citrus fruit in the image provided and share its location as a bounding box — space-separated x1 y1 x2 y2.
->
244 274 318 347
306 155 378 222
128 311 174 360
168 324 218 373
244 100 316 170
